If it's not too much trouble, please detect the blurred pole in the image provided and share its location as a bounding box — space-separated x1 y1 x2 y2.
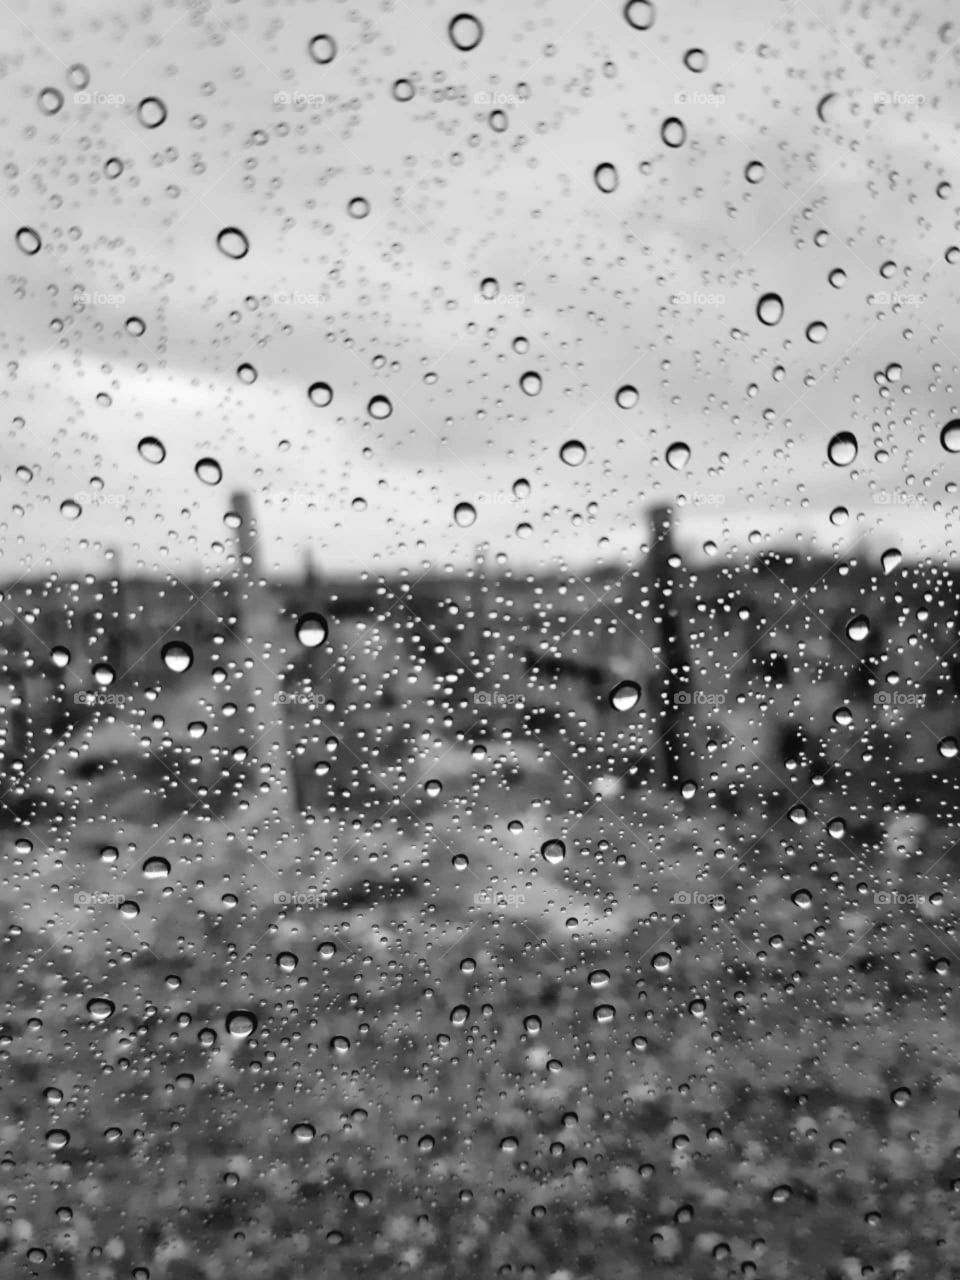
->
648 505 692 793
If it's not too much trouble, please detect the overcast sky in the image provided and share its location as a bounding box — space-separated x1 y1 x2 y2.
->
2 0 960 578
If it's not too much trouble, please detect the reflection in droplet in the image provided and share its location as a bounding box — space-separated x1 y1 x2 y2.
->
665 441 690 470
827 431 858 466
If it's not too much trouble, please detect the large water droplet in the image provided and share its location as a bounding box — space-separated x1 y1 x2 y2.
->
226 1011 258 1039
660 117 686 147
87 998 115 1021
60 499 81 521
520 371 542 396
940 420 960 453
450 1004 470 1026
216 227 250 259
938 737 958 760
623 0 655 30
609 680 641 711
449 13 483 51
137 96 167 128
615 384 638 409
881 548 902 574
594 162 619 193
368 394 392 419
756 292 784 325
292 1122 316 1142
296 613 328 647
308 33 337 64
308 381 333 407
162 641 194 673
827 431 858 466
138 436 166 464
805 320 828 343
541 839 566 865
846 615 870 643
454 501 477 527
560 440 586 466
195 457 223 484
15 227 41 256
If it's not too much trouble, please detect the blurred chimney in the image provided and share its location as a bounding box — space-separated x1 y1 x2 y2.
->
231 491 259 574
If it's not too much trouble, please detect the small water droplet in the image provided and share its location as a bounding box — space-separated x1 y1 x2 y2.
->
745 160 765 183
756 292 784 325
660 116 686 147
137 96 167 128
594 162 618 193
308 33 337 63
846 614 870 643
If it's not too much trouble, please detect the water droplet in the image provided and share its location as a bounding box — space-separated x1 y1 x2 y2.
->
881 548 901 574
60 499 81 521
138 436 166 464
938 737 958 760
623 0 656 30
348 196 370 219
829 506 848 526
660 117 686 147
161 641 194 673
143 857 170 879
594 1004 616 1024
745 160 765 183
827 431 858 466
393 78 415 102
805 320 828 343
519 370 542 396
368 394 392 419
46 1129 70 1150
15 227 41 256
594 162 618 193
296 613 329 647
828 267 846 288
104 157 124 179
308 381 333 407
330 1034 351 1053
38 87 64 114
51 645 70 669
615 384 638 409
665 441 690 470
216 227 250 259
560 440 586 466
137 96 167 128
87 998 115 1021
756 292 784 325
683 48 706 72
791 889 813 909
523 1015 541 1034
541 839 566 865
292 1122 316 1142
940 420 960 453
195 457 223 485
237 362 257 384
449 13 483 51
815 92 836 123
225 1010 258 1039
833 706 853 727
308 33 337 64
454 501 477 527
609 680 641 711
126 316 146 337
588 969 610 988
771 1185 792 1205
652 952 672 972
890 1086 911 1107
846 615 870 643
450 1004 470 1026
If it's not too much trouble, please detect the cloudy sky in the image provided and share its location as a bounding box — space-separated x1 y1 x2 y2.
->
2 0 960 578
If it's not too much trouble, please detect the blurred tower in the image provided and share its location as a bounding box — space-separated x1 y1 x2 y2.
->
647 504 693 793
